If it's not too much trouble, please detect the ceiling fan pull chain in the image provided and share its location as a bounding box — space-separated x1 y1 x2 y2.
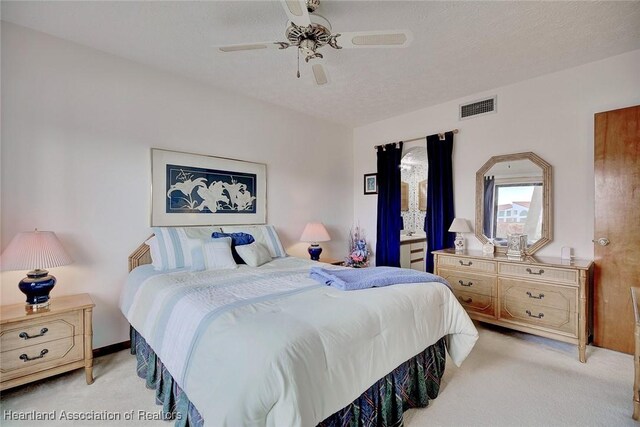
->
297 48 301 78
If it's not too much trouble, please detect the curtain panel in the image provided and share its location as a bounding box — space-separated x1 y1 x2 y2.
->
424 132 455 272
375 142 403 267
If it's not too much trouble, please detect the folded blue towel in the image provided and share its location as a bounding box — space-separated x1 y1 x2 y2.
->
309 266 451 291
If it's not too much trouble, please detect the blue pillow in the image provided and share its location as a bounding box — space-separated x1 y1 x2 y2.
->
212 232 255 264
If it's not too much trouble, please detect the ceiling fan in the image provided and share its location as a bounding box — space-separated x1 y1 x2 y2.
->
217 0 413 86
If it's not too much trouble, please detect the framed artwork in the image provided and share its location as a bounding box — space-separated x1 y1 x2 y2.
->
364 173 378 195
151 148 266 226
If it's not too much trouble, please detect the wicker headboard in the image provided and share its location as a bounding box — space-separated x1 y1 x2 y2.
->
128 235 153 272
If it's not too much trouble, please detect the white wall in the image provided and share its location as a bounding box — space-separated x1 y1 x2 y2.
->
0 23 353 347
354 49 640 262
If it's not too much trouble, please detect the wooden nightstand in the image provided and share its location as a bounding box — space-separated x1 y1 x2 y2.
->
318 258 344 266
0 293 95 391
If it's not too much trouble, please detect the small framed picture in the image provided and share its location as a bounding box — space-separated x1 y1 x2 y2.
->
364 173 378 195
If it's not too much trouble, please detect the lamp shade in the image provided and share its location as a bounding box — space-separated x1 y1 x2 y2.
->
300 222 331 243
448 218 471 233
1 230 73 271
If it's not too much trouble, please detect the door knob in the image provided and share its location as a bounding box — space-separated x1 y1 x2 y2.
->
592 238 610 246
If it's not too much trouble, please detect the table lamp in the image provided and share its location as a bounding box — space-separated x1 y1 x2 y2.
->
300 222 331 261
1 229 73 310
448 218 471 253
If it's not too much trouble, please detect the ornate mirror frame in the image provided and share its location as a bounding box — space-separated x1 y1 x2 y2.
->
475 152 553 255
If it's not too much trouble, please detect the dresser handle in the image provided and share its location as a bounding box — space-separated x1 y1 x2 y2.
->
526 268 544 275
526 310 544 319
458 296 473 304
458 280 473 287
459 260 473 267
19 328 49 340
526 291 544 300
19 349 48 362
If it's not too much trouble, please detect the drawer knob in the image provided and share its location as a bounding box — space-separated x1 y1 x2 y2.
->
526 291 545 300
458 280 473 287
19 349 49 362
19 327 49 340
459 260 473 267
526 268 545 275
526 310 544 319
458 296 473 304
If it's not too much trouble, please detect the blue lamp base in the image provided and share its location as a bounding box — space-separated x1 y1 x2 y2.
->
308 244 323 261
18 269 56 309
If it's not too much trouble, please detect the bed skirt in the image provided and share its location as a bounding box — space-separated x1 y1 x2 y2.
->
130 327 446 427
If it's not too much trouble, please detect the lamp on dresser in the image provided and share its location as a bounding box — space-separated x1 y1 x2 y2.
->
448 218 471 253
1 229 73 311
300 222 331 261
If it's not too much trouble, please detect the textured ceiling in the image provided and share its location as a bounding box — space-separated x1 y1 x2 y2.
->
3 1 640 126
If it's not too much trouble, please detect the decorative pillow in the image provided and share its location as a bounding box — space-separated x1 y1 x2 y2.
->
191 237 236 271
220 225 287 258
183 226 223 240
211 232 255 264
151 227 194 270
235 242 272 267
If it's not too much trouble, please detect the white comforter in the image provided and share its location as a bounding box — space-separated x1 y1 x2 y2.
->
120 257 477 427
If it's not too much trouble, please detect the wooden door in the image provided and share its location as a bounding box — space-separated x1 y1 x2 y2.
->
594 105 640 354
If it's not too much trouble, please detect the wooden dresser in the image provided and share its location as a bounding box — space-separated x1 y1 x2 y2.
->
433 249 594 362
0 293 95 390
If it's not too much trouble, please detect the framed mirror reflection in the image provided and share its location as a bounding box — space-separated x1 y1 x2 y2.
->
475 152 552 255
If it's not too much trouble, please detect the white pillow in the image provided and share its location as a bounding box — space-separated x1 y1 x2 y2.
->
220 225 287 258
145 236 164 271
235 242 272 267
151 227 193 270
191 237 237 271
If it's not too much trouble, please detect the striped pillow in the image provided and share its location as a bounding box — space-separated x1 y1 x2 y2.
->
220 225 287 258
151 227 194 270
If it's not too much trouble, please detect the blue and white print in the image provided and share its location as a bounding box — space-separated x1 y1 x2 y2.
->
166 164 257 214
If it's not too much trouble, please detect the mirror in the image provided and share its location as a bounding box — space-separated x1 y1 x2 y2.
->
475 152 552 255
400 147 427 234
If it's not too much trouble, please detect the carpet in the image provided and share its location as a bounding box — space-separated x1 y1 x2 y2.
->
0 323 635 426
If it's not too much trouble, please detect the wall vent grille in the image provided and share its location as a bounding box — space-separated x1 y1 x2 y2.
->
459 96 497 120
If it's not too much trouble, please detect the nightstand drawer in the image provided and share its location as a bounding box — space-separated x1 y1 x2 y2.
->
0 311 82 352
439 269 496 298
0 336 84 382
438 255 496 274
454 291 496 317
498 262 578 286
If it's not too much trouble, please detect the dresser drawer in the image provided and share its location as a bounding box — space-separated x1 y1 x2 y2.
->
498 262 578 286
0 311 82 352
438 255 496 274
410 241 425 251
500 278 577 312
439 269 497 298
0 336 84 382
454 290 496 318
500 299 577 336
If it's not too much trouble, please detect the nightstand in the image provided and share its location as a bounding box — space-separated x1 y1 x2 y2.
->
0 293 95 391
318 258 344 266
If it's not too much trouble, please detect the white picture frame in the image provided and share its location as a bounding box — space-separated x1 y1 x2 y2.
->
151 148 266 226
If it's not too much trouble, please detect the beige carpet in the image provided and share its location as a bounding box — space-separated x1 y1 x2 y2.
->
1 323 635 426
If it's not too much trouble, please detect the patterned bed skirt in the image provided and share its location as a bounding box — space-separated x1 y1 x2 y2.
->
130 327 447 427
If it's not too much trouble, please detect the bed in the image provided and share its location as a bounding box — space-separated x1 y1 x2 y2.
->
121 230 478 427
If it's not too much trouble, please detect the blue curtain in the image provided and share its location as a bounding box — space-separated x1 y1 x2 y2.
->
424 132 455 273
376 142 403 267
483 176 495 238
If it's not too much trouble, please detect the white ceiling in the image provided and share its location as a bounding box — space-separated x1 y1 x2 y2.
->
3 1 640 127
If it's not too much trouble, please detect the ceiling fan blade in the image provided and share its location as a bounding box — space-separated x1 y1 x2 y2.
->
218 42 289 53
280 0 311 27
311 63 329 86
335 30 413 48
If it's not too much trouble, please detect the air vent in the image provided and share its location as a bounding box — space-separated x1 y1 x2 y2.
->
459 96 497 120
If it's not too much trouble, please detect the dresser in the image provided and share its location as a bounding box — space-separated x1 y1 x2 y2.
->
0 293 95 390
400 235 426 271
433 249 594 362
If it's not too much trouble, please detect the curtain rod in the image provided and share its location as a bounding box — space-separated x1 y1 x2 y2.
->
374 128 459 149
